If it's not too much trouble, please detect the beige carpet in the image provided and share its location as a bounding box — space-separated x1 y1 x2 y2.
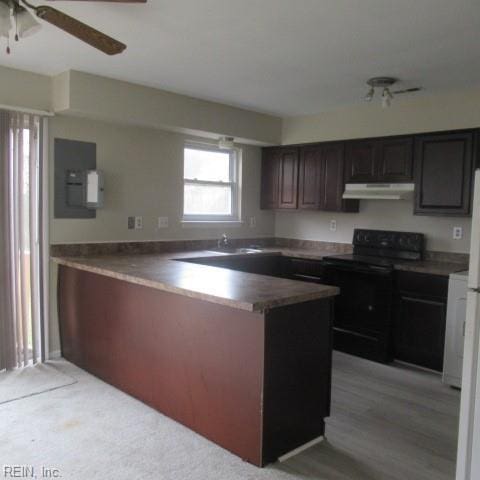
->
0 355 459 480
0 363 77 405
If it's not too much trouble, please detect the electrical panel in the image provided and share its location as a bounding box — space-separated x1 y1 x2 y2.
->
54 138 103 218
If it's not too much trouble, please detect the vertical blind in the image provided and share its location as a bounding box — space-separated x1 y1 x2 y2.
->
0 110 43 371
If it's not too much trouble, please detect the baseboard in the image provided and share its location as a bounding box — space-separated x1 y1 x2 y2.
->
394 360 442 375
277 436 324 462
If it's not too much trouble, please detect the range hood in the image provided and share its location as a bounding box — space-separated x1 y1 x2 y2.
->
342 183 415 200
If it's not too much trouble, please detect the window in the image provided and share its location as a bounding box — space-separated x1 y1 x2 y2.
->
183 143 240 222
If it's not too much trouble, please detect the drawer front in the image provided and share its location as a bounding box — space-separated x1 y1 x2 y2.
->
285 257 325 282
395 271 448 298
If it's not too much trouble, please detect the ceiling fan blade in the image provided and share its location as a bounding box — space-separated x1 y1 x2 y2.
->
392 87 422 95
36 6 126 55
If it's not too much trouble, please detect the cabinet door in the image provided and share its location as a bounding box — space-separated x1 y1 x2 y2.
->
260 149 279 209
393 294 447 371
283 257 325 283
345 141 377 183
321 143 358 212
377 137 413 182
414 131 474 216
278 148 299 209
298 146 323 210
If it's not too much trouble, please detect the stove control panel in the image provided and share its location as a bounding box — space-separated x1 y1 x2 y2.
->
353 229 424 260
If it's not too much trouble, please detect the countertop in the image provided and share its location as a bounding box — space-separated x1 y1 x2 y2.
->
52 245 467 312
259 247 468 276
52 250 340 313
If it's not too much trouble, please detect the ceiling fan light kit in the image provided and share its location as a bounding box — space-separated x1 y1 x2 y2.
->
0 0 146 55
364 77 396 108
16 7 40 38
364 76 422 108
0 2 12 39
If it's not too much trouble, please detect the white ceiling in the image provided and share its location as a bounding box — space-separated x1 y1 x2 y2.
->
3 0 480 116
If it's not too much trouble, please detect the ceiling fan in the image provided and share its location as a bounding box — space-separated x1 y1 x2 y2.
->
0 0 146 55
364 77 423 108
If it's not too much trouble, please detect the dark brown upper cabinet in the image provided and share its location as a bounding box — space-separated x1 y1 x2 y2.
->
345 140 377 182
278 148 299 209
298 145 323 209
414 131 475 216
260 148 280 209
261 147 298 210
345 136 413 183
377 137 413 182
298 143 359 212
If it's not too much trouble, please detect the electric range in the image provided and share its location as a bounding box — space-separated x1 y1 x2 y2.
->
323 229 424 363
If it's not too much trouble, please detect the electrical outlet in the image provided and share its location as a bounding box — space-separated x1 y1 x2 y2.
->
127 216 135 230
158 217 169 228
135 216 143 230
249 216 256 228
453 226 463 240
330 219 337 232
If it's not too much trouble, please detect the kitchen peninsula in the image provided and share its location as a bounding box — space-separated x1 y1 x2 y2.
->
54 250 339 467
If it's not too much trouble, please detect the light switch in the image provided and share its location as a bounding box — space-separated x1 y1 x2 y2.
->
453 226 463 240
330 219 337 232
249 216 256 228
135 216 143 230
127 216 135 230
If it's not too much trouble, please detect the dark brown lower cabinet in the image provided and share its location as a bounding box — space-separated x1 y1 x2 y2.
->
58 265 333 467
181 255 327 284
393 272 448 371
282 257 326 283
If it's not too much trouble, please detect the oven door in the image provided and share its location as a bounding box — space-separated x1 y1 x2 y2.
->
324 262 394 363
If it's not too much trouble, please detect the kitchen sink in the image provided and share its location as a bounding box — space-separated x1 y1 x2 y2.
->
207 247 263 254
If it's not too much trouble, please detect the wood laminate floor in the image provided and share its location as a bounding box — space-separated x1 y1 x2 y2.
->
276 352 461 480
0 353 460 480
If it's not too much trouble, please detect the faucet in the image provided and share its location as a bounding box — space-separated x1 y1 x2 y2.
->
218 233 229 249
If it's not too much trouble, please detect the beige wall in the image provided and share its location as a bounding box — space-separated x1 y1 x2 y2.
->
275 202 472 253
0 65 52 112
47 115 275 354
277 87 480 253
0 65 282 145
49 115 274 244
282 86 480 144
54 70 282 145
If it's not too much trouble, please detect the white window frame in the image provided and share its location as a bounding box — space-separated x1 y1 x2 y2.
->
182 142 241 223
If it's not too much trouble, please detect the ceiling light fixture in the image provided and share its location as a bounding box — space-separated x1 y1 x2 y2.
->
364 77 397 108
0 0 145 56
0 3 12 39
364 86 374 102
0 0 42 54
381 87 394 109
16 7 40 39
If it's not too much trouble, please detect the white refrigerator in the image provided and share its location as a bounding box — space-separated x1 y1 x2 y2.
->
456 169 480 480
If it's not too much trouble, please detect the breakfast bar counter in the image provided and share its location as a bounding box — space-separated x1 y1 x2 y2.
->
53 251 339 311
54 251 339 467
